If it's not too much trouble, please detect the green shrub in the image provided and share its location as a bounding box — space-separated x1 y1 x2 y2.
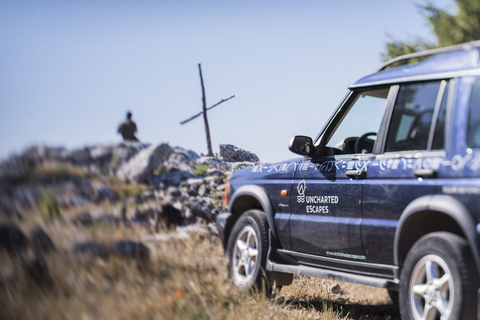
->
128 185 142 198
192 163 208 177
39 189 61 220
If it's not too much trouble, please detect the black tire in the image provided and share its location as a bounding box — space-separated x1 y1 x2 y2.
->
399 232 479 320
226 209 269 290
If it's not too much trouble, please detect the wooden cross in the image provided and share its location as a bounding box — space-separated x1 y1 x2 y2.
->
180 64 235 156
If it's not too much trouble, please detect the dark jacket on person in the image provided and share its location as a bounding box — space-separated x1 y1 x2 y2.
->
118 119 138 141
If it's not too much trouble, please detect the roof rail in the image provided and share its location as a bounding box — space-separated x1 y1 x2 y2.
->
377 40 480 72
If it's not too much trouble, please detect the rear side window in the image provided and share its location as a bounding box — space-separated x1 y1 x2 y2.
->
467 79 480 148
385 81 447 152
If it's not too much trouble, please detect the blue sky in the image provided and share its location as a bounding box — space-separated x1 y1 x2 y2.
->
0 0 454 162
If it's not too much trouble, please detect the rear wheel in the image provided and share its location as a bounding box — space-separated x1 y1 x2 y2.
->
399 232 479 320
226 209 269 290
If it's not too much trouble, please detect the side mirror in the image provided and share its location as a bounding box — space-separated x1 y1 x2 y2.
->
289 136 315 157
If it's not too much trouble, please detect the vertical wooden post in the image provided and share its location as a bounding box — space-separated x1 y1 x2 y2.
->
198 63 213 156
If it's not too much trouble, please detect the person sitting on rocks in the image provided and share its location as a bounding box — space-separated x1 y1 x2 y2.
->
117 111 139 142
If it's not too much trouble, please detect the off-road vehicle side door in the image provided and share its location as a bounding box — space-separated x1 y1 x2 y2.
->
361 80 450 265
289 87 391 262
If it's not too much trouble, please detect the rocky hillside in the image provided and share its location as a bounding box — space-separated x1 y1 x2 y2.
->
0 143 262 303
0 143 399 320
0 142 261 224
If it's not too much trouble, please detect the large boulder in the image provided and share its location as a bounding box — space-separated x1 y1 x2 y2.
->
116 143 173 183
146 146 199 186
110 240 150 264
69 147 93 165
0 156 28 181
21 145 70 164
0 224 52 286
90 142 146 169
166 147 199 170
0 224 30 255
0 144 69 181
219 144 259 162
74 240 150 267
31 227 56 253
74 241 110 258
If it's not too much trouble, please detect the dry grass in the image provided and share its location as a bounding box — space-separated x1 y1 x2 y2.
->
28 160 89 181
0 190 400 320
0 219 289 320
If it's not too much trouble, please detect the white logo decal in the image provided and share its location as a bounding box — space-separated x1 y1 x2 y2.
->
297 180 306 203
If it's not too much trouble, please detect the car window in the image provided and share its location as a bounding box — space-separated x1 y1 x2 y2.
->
326 88 390 155
385 81 443 152
467 79 480 148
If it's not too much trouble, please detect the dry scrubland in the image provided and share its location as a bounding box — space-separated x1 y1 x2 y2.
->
1 205 399 320
0 148 399 320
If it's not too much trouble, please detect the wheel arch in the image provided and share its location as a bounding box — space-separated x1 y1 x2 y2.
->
224 185 277 248
394 194 480 278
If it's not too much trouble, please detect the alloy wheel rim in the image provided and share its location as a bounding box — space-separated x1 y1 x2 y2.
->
409 254 454 320
232 225 259 286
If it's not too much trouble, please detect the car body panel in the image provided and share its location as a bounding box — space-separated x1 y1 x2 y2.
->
226 160 300 249
218 42 480 305
289 158 365 259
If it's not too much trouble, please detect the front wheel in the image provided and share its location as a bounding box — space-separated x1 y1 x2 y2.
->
399 232 479 320
226 209 269 290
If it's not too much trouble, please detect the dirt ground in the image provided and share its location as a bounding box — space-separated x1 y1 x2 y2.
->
280 276 400 320
0 170 400 320
0 210 401 320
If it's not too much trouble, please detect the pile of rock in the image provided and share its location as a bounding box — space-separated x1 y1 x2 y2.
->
0 142 262 225
0 142 147 182
0 142 262 282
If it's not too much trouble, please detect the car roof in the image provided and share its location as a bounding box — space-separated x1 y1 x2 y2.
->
350 40 480 89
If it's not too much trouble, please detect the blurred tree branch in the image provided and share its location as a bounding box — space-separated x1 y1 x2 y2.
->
383 0 480 61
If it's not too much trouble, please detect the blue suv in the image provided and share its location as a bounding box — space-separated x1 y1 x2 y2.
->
218 41 480 320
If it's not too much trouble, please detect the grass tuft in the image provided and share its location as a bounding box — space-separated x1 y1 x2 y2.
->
192 163 208 177
0 202 399 320
39 189 61 221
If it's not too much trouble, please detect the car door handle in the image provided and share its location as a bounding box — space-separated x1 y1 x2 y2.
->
346 170 366 179
414 168 438 178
